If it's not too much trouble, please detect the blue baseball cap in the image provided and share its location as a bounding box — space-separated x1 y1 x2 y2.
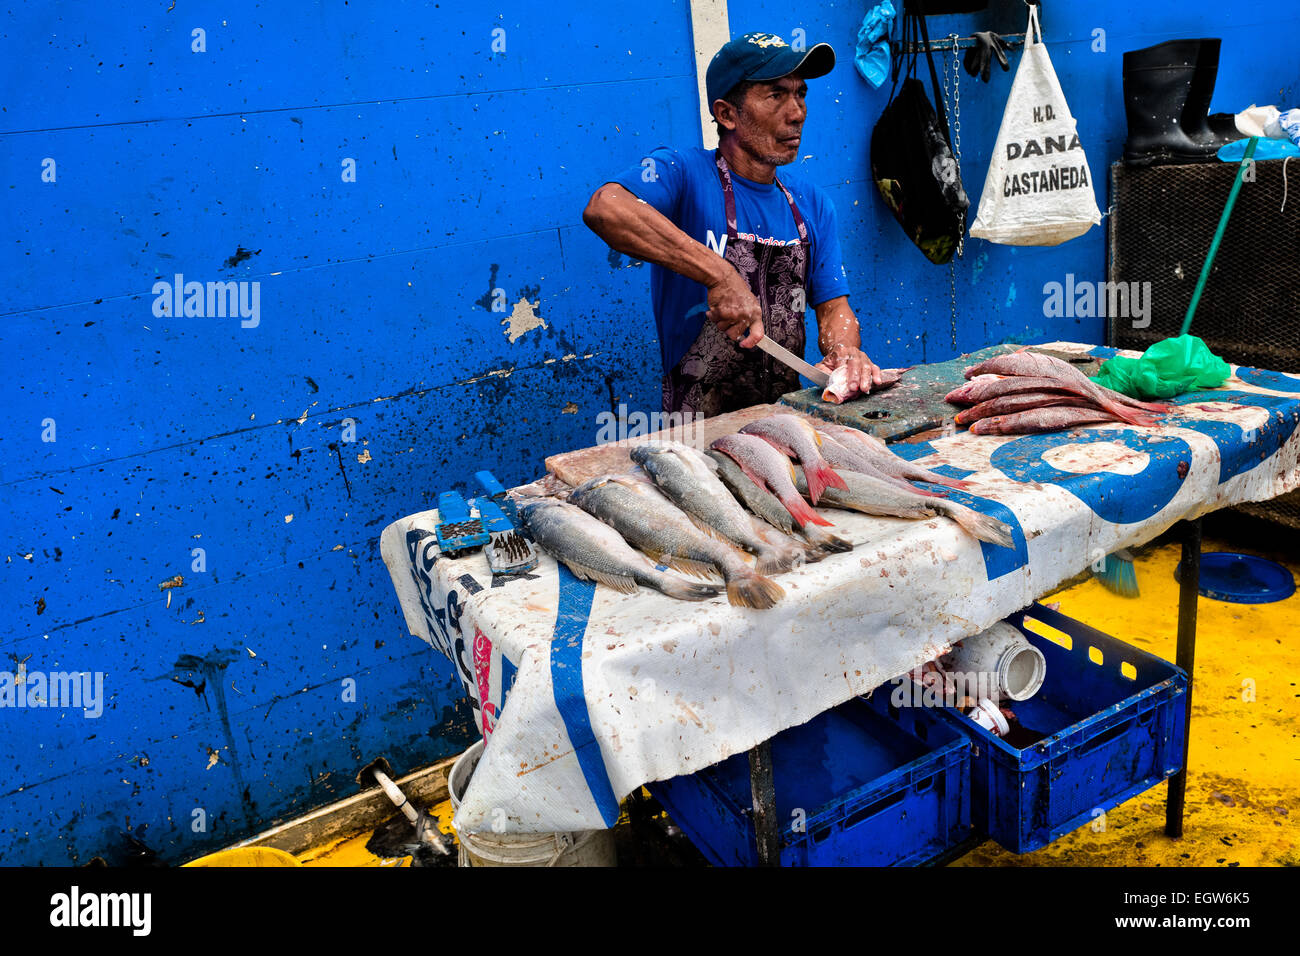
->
706 31 836 109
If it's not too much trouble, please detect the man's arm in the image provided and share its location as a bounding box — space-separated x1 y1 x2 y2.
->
813 295 882 396
583 183 764 347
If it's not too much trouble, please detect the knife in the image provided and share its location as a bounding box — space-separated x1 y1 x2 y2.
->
754 335 830 387
684 304 830 387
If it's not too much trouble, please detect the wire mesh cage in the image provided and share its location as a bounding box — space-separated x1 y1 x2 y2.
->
1109 158 1300 528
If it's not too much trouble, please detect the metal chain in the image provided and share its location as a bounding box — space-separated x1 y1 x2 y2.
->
941 35 963 348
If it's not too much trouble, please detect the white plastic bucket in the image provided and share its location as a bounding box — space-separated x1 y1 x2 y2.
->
943 622 1047 702
447 741 617 867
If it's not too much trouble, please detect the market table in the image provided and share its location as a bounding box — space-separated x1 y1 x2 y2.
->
380 342 1300 841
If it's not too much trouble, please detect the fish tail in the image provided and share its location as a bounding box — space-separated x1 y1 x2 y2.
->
725 569 785 609
800 524 853 555
754 543 800 575
803 460 847 505
781 490 833 527
937 502 1015 548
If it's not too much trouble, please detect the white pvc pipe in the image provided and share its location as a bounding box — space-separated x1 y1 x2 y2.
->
373 769 419 826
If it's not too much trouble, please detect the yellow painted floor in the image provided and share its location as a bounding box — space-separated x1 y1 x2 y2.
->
297 524 1299 868
955 531 1299 868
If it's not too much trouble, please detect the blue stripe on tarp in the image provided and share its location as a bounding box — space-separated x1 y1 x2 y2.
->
991 429 1192 524
1166 390 1300 484
1236 368 1300 394
549 564 620 827
924 488 1028 580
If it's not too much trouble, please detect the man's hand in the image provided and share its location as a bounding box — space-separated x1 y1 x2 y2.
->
706 268 764 347
815 344 882 401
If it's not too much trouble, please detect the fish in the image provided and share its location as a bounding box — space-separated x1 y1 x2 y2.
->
792 466 1015 548
630 442 803 574
1096 383 1173 413
519 498 719 601
738 414 848 505
569 473 784 609
821 365 908 404
705 449 852 557
815 422 969 491
968 406 1126 435
817 435 946 496
710 433 832 528
963 350 1159 425
946 375 1078 406
953 392 1099 425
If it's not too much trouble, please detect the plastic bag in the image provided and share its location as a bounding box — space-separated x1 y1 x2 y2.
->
854 2 896 89
968 4 1101 245
1091 335 1232 400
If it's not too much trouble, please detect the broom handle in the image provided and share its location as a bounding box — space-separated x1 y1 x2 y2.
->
1180 136 1259 336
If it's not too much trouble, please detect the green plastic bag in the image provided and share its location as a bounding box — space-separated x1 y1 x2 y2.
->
1091 334 1231 400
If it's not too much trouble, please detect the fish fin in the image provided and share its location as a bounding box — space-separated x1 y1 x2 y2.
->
754 545 799 576
685 512 730 541
725 570 785 609
801 525 854 554
756 434 797 458
665 555 721 581
563 560 639 594
803 461 848 505
652 574 722 602
781 492 833 527
936 503 1015 549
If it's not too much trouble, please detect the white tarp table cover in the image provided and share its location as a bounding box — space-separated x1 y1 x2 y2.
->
380 343 1300 835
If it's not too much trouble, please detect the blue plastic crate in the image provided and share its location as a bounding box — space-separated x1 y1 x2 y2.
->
648 691 971 867
912 602 1188 854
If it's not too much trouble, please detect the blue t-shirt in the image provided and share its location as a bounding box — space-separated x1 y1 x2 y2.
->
610 146 851 375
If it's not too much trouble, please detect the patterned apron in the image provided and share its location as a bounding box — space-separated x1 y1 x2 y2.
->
662 152 812 418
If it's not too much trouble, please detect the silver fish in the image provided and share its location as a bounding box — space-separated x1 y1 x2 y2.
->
520 499 719 601
569 473 785 610
705 450 852 559
816 434 945 496
791 466 1014 548
630 442 804 574
815 422 969 490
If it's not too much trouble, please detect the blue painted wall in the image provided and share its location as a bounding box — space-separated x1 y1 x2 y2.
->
1 1 1294 865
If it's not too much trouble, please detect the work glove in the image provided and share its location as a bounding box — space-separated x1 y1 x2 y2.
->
963 31 1011 83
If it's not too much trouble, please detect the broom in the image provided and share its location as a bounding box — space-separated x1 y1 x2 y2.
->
1097 137 1260 599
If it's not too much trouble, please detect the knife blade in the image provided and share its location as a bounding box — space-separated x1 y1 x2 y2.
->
683 304 830 387
755 335 830 387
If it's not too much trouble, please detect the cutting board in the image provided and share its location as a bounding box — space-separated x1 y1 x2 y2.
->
779 344 1102 441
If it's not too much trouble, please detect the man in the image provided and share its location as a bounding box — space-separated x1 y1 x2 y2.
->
583 31 882 418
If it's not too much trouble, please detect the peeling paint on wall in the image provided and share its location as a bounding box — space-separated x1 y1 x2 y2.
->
502 297 546 343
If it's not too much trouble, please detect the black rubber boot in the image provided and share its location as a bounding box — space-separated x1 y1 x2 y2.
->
1186 39 1241 150
1122 38 1224 166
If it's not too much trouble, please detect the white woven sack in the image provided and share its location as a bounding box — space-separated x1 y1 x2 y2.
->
969 5 1101 245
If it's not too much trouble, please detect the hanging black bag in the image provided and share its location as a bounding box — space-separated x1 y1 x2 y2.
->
871 1 969 265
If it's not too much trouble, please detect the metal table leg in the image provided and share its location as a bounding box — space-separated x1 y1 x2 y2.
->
1165 516 1201 838
748 740 781 866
